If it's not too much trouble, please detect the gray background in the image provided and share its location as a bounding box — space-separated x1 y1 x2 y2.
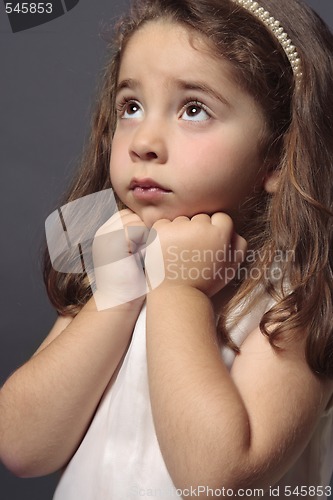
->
0 1 332 499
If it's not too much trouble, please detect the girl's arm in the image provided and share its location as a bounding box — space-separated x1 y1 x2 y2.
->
145 214 333 494
0 297 143 478
0 209 147 477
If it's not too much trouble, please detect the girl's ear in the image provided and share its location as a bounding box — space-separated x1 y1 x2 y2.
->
263 168 280 194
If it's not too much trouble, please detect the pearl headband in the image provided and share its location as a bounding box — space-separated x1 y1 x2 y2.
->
231 0 302 81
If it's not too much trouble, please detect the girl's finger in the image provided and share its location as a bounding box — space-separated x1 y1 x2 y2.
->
125 226 150 253
190 214 210 224
152 218 172 229
173 216 190 223
210 212 234 232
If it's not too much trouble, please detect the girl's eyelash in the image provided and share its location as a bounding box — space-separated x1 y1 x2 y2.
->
115 96 211 116
116 96 138 114
180 98 211 115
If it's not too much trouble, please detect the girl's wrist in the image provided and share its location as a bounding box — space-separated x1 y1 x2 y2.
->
83 293 145 315
147 282 212 308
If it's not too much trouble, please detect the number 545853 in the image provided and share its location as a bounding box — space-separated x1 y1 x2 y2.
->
5 3 53 14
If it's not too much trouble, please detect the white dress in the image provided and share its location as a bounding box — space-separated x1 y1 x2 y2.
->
53 298 333 500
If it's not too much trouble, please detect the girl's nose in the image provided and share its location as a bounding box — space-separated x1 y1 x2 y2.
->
129 122 168 164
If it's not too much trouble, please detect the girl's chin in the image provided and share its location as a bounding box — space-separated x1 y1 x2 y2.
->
129 208 171 228
140 211 218 228
126 203 198 227
140 214 165 228
139 211 190 228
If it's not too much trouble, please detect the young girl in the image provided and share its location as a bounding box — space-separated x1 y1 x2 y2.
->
1 0 333 498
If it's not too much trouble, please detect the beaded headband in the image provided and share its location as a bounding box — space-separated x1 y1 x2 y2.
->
231 0 302 81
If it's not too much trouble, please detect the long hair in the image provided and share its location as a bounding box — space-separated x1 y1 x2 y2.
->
43 0 333 377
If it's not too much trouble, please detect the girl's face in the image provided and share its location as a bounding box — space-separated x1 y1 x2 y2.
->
110 21 268 228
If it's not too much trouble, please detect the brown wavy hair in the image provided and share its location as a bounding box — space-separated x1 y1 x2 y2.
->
43 0 333 377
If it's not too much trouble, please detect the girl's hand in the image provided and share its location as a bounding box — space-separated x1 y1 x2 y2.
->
145 213 247 297
91 209 149 309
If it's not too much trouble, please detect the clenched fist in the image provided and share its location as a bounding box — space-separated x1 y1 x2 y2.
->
90 209 150 309
145 213 247 297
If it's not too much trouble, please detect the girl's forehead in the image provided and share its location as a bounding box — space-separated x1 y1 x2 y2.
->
122 20 217 59
118 20 234 82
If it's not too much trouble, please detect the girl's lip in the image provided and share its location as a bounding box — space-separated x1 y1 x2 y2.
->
129 178 172 201
129 178 172 192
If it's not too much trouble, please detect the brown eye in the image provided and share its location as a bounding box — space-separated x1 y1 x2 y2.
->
186 105 201 117
117 99 143 119
126 102 141 115
181 101 210 122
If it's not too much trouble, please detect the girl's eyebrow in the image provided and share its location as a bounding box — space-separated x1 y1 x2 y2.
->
174 79 231 108
116 77 231 108
116 78 139 95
